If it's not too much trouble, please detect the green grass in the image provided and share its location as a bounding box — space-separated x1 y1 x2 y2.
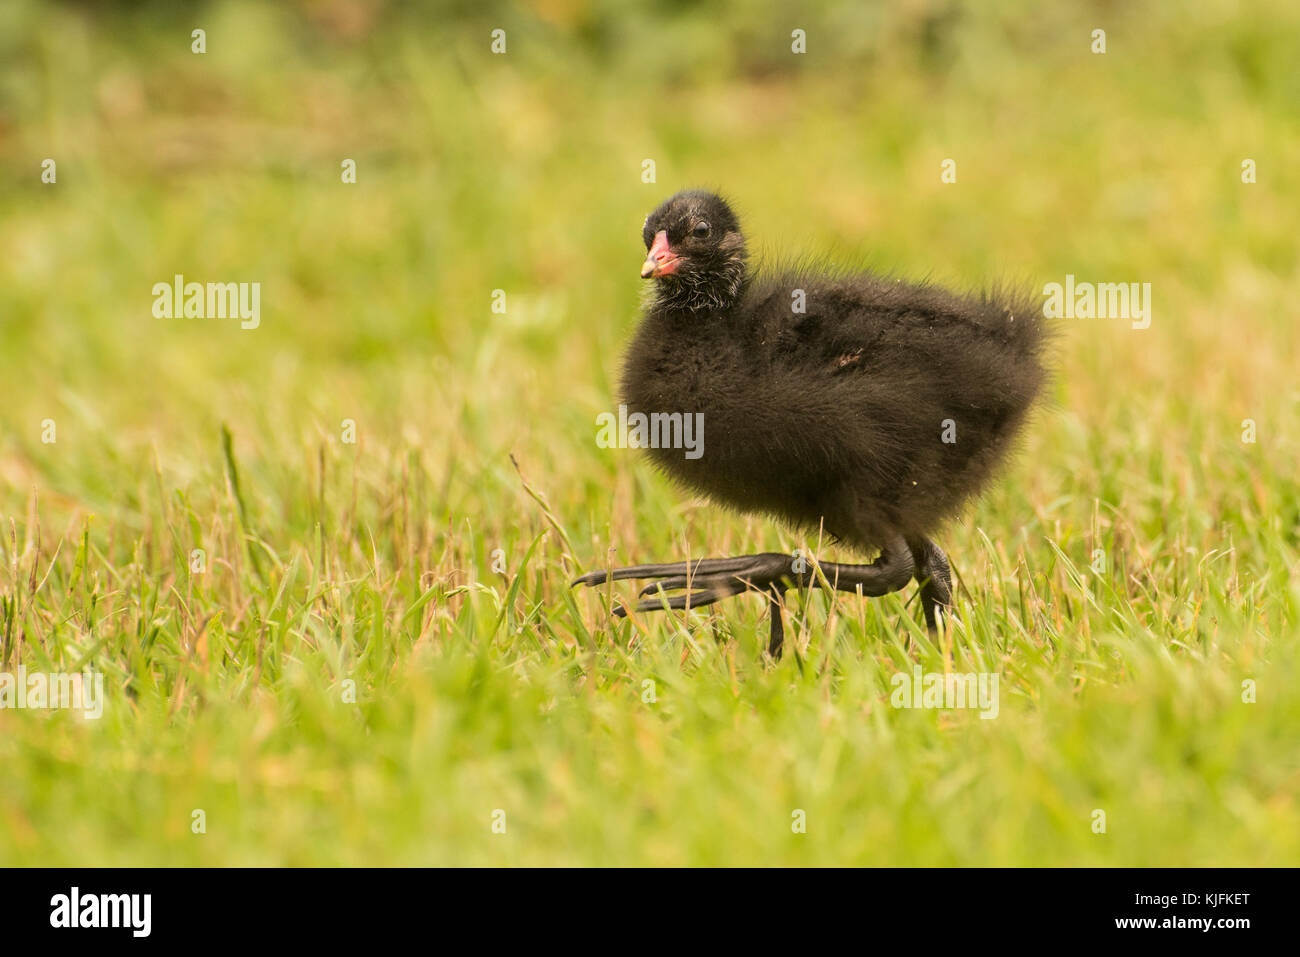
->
1 0 1298 865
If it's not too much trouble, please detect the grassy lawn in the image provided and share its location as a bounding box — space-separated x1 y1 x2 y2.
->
1 0 1297 865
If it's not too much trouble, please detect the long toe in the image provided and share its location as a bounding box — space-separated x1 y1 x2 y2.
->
631 586 735 614
572 553 793 590
572 564 687 588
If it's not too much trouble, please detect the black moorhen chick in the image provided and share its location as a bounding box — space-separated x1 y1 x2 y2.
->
575 190 1048 657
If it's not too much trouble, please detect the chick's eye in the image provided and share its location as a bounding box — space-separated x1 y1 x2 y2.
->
692 222 710 239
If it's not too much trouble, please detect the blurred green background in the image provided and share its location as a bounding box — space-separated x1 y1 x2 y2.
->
0 0 1297 865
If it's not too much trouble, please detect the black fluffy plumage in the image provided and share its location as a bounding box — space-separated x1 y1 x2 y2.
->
576 189 1050 655
626 189 1047 549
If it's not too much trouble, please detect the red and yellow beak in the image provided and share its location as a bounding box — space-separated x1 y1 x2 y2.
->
641 230 681 279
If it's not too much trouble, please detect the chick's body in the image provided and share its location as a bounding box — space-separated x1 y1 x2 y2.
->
622 269 1046 551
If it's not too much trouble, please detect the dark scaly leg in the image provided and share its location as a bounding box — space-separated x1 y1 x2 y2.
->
765 587 787 658
906 535 953 631
573 536 917 658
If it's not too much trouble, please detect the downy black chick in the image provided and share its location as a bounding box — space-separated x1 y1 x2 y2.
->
575 189 1049 656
